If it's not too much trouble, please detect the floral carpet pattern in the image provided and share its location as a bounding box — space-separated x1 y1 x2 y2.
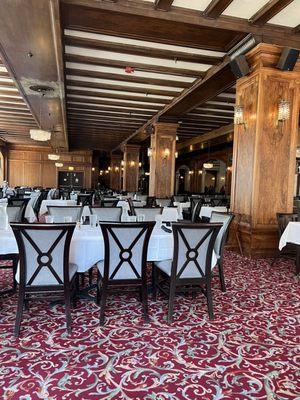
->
0 251 299 400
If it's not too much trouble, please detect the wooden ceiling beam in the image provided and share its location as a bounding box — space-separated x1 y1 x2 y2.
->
66 68 188 88
65 54 204 78
65 36 221 65
66 79 179 97
0 0 68 149
177 123 233 150
67 104 156 115
67 88 170 104
67 108 151 119
68 114 147 124
61 0 300 49
154 0 174 11
250 0 294 26
203 0 234 19
67 97 162 110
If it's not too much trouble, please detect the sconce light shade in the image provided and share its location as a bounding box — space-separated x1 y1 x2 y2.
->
130 161 135 167
278 99 290 122
121 160 125 166
163 148 170 158
138 162 142 167
147 148 153 157
234 105 244 125
108 166 111 171
68 166 74 171
55 162 63 168
175 151 178 159
92 167 95 171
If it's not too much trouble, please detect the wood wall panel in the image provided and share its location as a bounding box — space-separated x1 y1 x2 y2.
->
7 145 93 188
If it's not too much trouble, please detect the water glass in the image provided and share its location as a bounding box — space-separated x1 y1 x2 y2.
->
90 214 98 228
45 215 54 224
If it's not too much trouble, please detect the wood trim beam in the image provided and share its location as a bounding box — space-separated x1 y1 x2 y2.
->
67 89 170 104
67 97 163 110
65 36 221 65
66 68 189 88
203 0 234 19
66 79 179 97
61 0 300 49
250 0 294 26
177 123 233 150
154 0 174 11
65 54 204 78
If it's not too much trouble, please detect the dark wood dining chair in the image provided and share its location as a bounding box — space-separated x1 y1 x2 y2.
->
152 222 222 323
96 222 155 325
10 223 77 337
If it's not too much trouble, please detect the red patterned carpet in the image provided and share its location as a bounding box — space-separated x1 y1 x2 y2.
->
0 251 299 400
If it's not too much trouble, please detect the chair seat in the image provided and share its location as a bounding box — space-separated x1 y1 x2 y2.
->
154 259 172 276
15 262 78 284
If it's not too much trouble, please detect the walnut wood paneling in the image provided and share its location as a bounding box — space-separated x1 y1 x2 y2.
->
149 122 178 198
122 144 140 193
7 145 92 188
110 153 122 191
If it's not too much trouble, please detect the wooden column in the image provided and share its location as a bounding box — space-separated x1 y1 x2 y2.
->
122 144 140 192
149 122 178 198
110 153 122 191
231 43 300 258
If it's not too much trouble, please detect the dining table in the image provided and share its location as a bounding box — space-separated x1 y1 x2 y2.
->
0 223 217 274
279 221 300 274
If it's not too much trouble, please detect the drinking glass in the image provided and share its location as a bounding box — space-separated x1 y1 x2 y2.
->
90 214 98 228
45 215 54 224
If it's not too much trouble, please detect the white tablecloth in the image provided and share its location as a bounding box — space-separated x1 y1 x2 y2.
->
279 222 300 250
39 200 77 216
0 198 36 223
200 206 228 219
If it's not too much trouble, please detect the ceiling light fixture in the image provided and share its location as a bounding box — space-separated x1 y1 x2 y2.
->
48 153 60 161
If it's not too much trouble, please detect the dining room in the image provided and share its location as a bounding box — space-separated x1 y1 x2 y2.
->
0 1 299 399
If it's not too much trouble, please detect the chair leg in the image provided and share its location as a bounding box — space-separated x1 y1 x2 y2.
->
141 284 149 323
14 288 25 338
64 289 72 334
96 271 102 305
152 265 158 301
99 284 108 326
12 255 19 293
206 281 214 320
218 260 226 292
167 281 176 324
88 268 93 285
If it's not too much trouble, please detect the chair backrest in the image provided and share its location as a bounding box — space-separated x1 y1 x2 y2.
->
8 198 30 221
11 223 75 286
7 205 23 222
101 199 118 208
277 213 298 236
146 196 157 207
100 222 155 280
191 199 203 222
171 223 222 279
77 193 93 206
91 206 122 222
209 212 235 258
156 198 171 207
173 195 186 203
47 206 83 222
134 207 163 221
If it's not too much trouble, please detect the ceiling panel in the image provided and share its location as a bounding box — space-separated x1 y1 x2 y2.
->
268 2 300 27
223 0 269 19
